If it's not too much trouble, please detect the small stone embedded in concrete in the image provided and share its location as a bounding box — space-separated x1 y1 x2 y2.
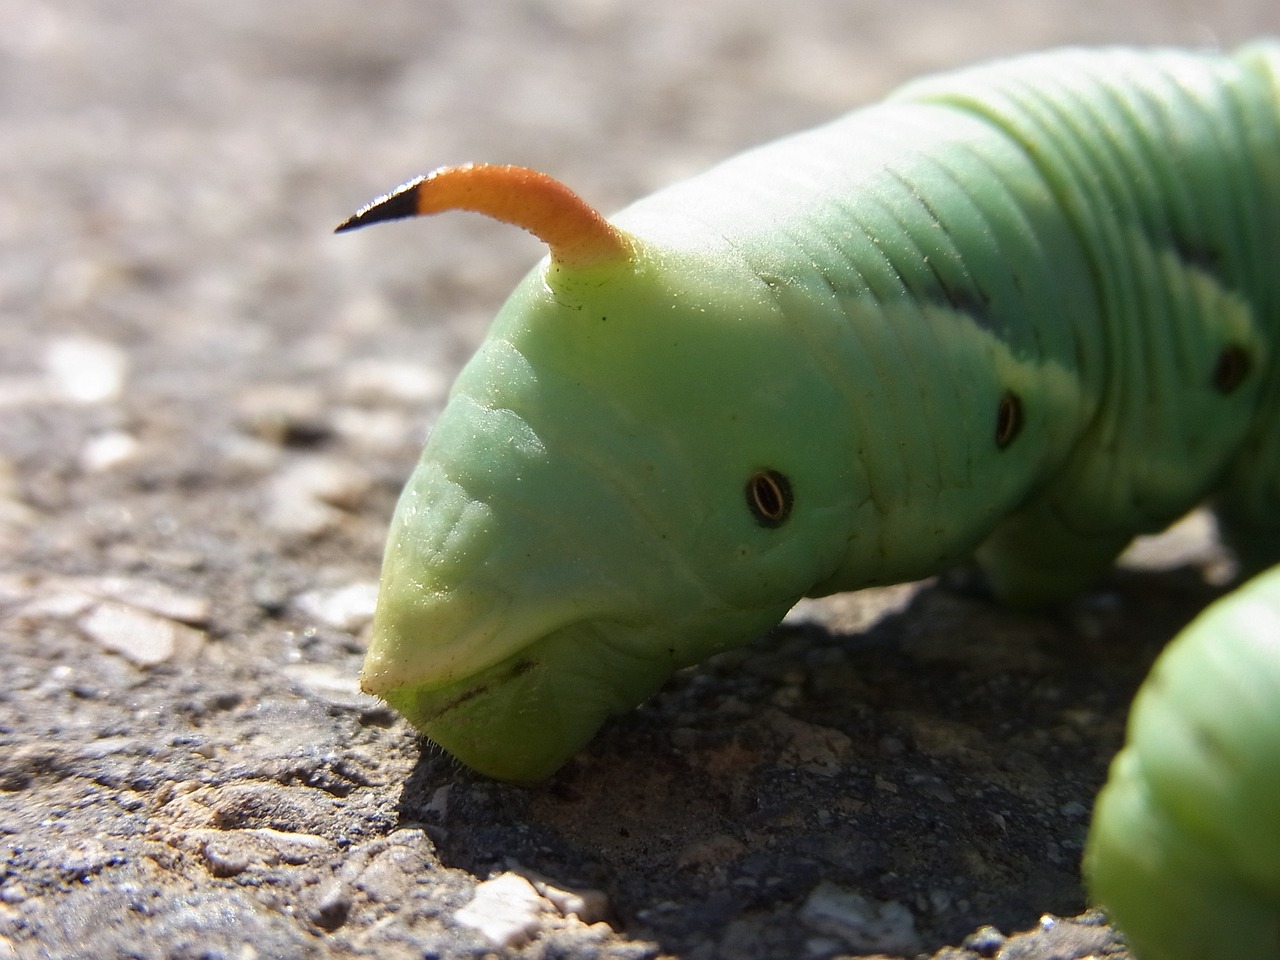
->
781 597 832 627
532 878 610 925
292 582 379 632
281 663 380 712
243 828 334 865
424 784 451 819
676 834 747 872
993 913 1117 959
83 576 211 625
766 708 853 774
1119 507 1219 573
798 881 923 955
80 430 141 472
263 457 373 536
8 580 95 620
44 336 128 403
202 837 252 878
454 873 551 949
339 358 448 406
331 406 412 452
962 923 1007 955
353 846 420 903
4 575 212 659
308 877 352 930
78 601 205 666
237 384 330 447
184 827 334 876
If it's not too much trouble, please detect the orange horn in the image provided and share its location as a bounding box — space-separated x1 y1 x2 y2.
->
336 163 633 269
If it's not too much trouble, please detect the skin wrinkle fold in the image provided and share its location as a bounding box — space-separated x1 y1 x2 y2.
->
543 408 751 621
1082 81 1195 473
850 194 953 509
452 356 733 642
864 170 1015 483
931 84 1121 438
935 141 1065 361
1016 85 1143 499
942 76 1198 537
900 159 1029 487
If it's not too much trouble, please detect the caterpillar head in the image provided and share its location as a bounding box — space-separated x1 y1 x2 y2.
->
339 165 854 783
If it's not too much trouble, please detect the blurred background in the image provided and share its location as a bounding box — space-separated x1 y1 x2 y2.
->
5 0 1277 393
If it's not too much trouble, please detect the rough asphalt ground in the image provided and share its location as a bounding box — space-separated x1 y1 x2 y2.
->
2 1 1278 958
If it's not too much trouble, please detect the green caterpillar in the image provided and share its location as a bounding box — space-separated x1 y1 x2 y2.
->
338 44 1280 959
1084 564 1280 960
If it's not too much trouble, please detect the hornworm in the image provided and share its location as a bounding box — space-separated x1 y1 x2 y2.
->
1084 565 1280 960
338 43 1280 959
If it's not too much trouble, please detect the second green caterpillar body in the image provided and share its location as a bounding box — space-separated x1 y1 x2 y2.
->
339 43 1280 959
1084 564 1280 960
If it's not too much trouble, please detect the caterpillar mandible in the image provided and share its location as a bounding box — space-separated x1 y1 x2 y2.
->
338 43 1280 959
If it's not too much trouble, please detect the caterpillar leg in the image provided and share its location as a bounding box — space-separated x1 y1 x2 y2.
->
1214 445 1280 576
972 504 1131 606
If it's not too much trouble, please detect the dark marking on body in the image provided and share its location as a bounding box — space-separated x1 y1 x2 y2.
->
746 469 793 527
922 260 998 333
1213 345 1251 393
995 391 1024 449
1170 235 1224 274
437 659 536 714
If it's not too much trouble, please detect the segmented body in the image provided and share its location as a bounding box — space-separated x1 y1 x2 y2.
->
606 44 1280 602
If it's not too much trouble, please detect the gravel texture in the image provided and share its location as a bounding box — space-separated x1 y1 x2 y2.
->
2 1 1277 958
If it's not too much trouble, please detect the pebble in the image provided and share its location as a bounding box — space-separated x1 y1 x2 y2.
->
251 575 293 615
994 914 1116 959
353 846 417 903
308 877 351 930
531 879 610 925
454 873 552 949
80 430 141 472
292 582 379 632
281 663 381 712
79 576 211 625
196 828 334 877
237 384 330 447
449 871 611 949
339 358 448 406
331 406 414 453
78 601 205 666
780 597 833 628
202 838 252 878
243 828 334 864
676 834 747 871
1119 507 1218 572
766 709 853 774
263 457 372 536
44 335 128 403
4 576 212 640
962 924 1006 955
424 785 451 819
798 881 923 955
